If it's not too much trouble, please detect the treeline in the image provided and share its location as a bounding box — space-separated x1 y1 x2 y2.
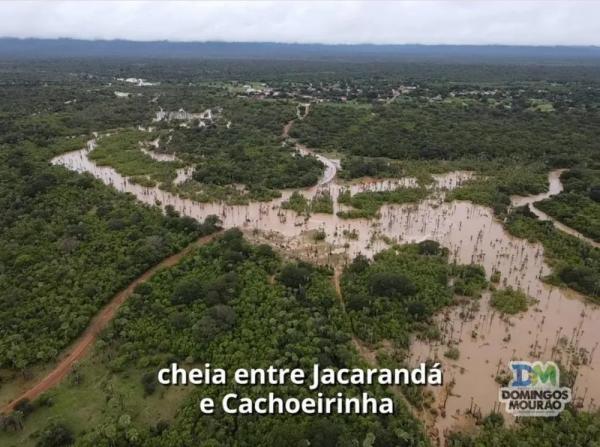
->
282 191 334 215
5 58 600 86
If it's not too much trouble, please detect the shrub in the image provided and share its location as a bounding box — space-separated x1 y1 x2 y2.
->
490 288 529 314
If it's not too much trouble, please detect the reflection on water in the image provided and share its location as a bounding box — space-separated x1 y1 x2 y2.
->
52 141 600 441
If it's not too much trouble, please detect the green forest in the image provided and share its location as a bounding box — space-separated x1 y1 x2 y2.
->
1 232 427 446
2 57 600 446
0 139 222 371
290 98 600 165
341 241 487 347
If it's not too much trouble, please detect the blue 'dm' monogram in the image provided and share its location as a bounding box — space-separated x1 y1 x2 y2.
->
509 361 559 387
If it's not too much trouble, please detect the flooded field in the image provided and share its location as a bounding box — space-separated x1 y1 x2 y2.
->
52 138 600 443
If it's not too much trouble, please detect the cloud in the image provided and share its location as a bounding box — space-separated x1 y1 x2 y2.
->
0 1 598 45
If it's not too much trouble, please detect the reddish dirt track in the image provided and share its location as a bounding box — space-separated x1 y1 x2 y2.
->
1 231 222 414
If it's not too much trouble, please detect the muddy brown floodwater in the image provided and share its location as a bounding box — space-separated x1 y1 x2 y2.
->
52 140 600 444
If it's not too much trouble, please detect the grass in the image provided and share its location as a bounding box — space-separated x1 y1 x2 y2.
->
46 135 91 157
0 351 196 447
0 364 57 411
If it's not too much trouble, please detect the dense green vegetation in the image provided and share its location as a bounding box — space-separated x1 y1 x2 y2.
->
490 288 530 314
339 156 404 179
337 187 428 219
3 57 600 446
291 99 600 166
537 168 600 242
154 98 323 202
0 231 427 447
452 264 488 298
0 69 325 203
310 191 335 214
281 191 334 215
447 165 548 215
448 409 600 447
83 98 324 203
341 241 487 347
538 193 600 242
281 191 310 214
0 141 221 371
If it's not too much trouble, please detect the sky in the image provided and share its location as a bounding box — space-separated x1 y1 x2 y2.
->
0 1 598 46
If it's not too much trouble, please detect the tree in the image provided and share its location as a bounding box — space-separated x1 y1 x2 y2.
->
141 372 157 396
348 254 370 274
368 272 416 298
278 263 313 289
418 240 441 256
36 422 74 447
171 276 204 305
589 185 600 202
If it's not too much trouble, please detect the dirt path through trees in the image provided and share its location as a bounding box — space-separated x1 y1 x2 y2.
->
1 231 222 414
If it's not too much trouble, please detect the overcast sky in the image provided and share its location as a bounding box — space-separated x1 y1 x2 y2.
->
0 1 598 46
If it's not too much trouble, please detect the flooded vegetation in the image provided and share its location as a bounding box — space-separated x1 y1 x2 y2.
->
52 131 600 441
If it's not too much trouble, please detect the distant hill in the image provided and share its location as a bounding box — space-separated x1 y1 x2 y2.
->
1 38 600 63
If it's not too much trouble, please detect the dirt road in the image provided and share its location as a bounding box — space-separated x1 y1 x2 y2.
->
1 231 222 414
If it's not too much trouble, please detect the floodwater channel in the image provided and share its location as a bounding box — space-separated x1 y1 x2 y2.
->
51 136 600 443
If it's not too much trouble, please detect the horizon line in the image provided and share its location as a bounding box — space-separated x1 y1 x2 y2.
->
1 37 599 49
